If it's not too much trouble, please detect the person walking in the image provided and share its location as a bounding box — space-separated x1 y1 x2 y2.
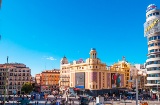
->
36 101 38 105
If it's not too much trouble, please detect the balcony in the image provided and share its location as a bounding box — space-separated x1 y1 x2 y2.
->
61 80 69 82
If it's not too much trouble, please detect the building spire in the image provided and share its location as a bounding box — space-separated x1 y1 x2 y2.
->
122 56 126 61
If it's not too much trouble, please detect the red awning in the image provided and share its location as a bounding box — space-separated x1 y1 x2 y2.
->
74 88 80 91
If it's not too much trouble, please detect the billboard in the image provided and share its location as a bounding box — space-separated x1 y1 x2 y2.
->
111 73 123 88
144 19 160 37
75 72 85 89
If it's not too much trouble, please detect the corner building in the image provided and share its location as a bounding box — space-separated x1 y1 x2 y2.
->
144 4 160 91
60 48 130 96
0 63 31 94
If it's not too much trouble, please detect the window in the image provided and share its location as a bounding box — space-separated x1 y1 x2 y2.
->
150 43 154 47
156 12 159 15
154 36 157 40
153 13 156 15
150 49 154 53
149 14 152 16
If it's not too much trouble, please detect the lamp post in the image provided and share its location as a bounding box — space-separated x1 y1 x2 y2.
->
130 66 146 105
157 82 160 102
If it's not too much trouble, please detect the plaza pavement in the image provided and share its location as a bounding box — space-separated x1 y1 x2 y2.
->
1 95 160 105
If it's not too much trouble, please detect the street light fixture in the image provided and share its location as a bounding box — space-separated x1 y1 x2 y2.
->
130 66 147 105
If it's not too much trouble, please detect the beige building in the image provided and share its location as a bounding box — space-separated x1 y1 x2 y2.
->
130 64 147 89
110 58 131 88
60 48 130 95
0 63 31 94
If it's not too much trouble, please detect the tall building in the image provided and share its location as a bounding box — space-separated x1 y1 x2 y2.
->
59 56 70 91
40 69 60 93
144 4 160 91
60 48 131 96
0 63 31 94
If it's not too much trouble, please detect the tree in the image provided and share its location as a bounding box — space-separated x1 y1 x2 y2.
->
21 82 33 94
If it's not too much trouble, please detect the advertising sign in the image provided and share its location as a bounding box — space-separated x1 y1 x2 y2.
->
75 72 85 89
111 73 123 88
144 19 160 37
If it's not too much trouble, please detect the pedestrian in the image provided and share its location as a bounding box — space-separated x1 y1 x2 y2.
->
37 101 38 105
72 99 74 105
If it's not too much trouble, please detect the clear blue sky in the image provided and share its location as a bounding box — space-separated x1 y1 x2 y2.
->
0 0 159 76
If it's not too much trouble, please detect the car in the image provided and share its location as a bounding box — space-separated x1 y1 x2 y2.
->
79 96 90 105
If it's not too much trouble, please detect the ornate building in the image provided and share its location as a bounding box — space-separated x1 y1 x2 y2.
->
59 56 70 91
110 57 131 88
60 48 131 96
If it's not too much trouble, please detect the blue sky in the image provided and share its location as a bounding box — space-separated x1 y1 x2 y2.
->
0 0 159 76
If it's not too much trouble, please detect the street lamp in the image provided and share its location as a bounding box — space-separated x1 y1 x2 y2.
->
130 66 146 105
157 81 160 102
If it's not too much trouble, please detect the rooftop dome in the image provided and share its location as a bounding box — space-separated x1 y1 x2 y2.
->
146 4 157 12
91 48 96 51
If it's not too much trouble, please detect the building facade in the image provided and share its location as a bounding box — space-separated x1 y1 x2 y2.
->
0 63 31 94
110 58 131 88
130 64 147 90
60 56 70 91
144 4 160 91
40 69 60 93
60 48 131 96
35 74 41 85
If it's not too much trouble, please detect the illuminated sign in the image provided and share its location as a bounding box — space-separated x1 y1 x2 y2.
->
144 19 160 37
145 19 159 33
146 4 157 12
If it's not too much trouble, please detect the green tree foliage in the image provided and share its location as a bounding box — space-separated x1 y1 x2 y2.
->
21 82 33 94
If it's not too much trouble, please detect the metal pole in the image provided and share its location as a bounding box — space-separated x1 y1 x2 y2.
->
157 82 159 102
136 77 138 105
